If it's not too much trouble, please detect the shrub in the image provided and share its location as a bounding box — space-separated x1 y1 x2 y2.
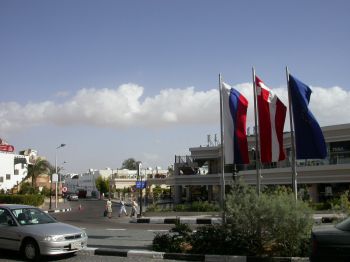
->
153 221 193 253
18 182 39 195
0 194 45 207
152 180 313 257
190 224 248 255
225 180 313 257
173 201 219 212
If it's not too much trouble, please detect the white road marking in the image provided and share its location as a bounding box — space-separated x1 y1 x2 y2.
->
106 228 127 231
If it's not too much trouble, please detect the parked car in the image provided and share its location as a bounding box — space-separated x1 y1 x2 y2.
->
67 194 79 201
311 216 350 261
0 204 88 261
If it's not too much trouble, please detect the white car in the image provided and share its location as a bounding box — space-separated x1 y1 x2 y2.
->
67 194 79 201
0 204 88 261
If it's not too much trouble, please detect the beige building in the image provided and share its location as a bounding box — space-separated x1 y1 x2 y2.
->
169 123 350 204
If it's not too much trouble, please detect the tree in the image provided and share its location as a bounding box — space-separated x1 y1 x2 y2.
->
95 176 109 195
26 157 52 187
121 158 138 170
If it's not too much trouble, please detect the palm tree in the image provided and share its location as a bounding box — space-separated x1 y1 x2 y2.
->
26 157 52 187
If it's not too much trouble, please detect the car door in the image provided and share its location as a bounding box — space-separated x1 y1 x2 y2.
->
0 208 21 250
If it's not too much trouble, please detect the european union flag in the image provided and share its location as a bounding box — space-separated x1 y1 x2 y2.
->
289 75 327 159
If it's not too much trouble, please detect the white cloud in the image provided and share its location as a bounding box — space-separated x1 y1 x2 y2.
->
0 83 349 135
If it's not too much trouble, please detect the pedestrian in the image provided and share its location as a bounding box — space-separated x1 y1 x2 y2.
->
118 199 128 217
106 198 113 218
130 199 138 217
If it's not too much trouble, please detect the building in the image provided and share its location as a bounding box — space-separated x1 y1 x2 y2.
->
171 123 350 204
0 149 40 192
63 167 169 199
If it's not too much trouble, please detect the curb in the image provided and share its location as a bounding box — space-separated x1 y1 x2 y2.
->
129 215 339 225
130 217 222 225
44 208 72 214
86 248 308 261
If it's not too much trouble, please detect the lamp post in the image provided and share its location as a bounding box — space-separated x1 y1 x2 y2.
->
52 144 66 209
137 162 143 217
109 169 113 198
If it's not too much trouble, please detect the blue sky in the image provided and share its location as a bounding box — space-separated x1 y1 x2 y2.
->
1 0 349 173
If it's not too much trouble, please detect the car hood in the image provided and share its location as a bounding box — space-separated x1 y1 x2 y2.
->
20 222 84 236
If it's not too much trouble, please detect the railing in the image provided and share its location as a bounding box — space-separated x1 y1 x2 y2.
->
175 155 195 164
175 153 350 175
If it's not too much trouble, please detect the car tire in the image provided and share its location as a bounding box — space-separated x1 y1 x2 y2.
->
22 239 40 261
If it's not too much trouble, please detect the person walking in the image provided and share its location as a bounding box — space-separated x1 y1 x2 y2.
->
106 198 113 218
130 199 138 217
118 199 128 217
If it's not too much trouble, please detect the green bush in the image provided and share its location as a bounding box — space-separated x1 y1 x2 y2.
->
225 180 313 257
173 201 219 212
153 221 193 253
152 180 313 257
190 225 248 255
0 194 45 207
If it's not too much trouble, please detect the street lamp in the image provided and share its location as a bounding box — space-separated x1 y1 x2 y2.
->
137 162 143 217
50 144 66 210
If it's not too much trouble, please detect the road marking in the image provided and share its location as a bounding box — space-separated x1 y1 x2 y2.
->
106 228 126 231
147 229 169 232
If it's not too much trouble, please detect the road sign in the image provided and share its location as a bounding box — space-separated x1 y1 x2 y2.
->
52 173 58 182
62 186 68 193
135 181 146 189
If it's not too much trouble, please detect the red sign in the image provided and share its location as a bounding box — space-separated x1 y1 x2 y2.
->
0 144 14 152
62 187 68 193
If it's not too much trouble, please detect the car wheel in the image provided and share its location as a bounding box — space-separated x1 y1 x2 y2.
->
22 239 40 261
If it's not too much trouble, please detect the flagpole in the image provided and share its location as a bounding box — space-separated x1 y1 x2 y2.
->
219 73 226 223
252 67 262 195
286 67 298 200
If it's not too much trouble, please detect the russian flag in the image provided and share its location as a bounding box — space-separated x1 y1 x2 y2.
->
256 76 287 163
222 82 249 165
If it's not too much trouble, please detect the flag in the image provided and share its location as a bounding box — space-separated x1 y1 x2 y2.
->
256 76 287 163
289 74 327 159
222 82 249 164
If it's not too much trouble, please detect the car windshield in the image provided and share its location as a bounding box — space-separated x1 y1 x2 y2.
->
11 208 56 225
335 217 350 231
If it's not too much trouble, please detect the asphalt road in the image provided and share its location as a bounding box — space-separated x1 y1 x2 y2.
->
0 199 184 262
53 199 174 250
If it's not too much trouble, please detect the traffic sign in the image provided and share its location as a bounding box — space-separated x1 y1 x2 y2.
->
135 181 146 189
62 186 68 193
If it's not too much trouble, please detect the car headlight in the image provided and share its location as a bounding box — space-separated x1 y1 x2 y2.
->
81 232 87 238
43 235 65 242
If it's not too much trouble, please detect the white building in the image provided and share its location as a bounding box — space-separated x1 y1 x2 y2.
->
63 167 170 198
0 151 34 192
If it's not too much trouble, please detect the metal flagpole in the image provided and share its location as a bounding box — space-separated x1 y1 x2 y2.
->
252 67 262 195
286 67 298 200
219 73 226 223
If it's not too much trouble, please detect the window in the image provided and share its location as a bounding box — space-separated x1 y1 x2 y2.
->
0 177 4 183
6 174 10 180
14 169 19 175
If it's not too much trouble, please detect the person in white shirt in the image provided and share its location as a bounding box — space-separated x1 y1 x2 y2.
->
118 200 128 217
106 198 113 218
130 199 138 217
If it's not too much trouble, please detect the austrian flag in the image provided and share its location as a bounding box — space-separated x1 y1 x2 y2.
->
256 76 287 163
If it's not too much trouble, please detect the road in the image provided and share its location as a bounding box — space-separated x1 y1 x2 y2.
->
0 199 184 262
54 199 174 250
